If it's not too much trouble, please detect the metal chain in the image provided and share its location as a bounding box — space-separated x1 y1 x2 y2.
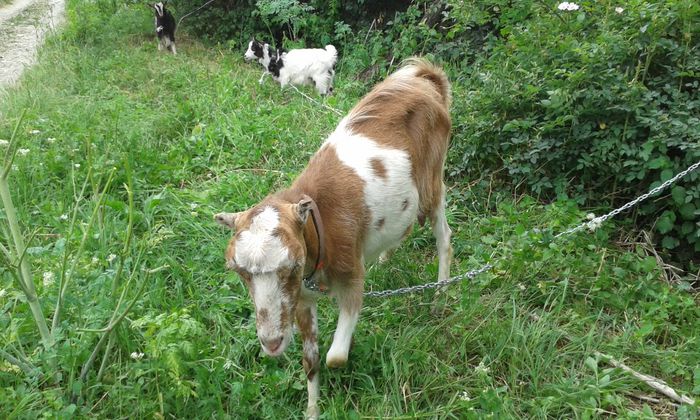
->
555 160 700 238
363 264 494 298
357 159 700 298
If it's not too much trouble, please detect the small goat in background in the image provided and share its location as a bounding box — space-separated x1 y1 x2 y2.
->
154 2 176 54
245 39 337 95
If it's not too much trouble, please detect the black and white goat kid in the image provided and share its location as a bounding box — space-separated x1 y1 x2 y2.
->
154 2 176 55
244 39 337 95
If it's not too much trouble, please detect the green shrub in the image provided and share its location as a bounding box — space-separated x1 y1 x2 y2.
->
447 0 700 261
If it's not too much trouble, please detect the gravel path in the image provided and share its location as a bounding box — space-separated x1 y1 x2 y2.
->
0 0 65 88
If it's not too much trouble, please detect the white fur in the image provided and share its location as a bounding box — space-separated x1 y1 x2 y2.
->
250 272 292 356
325 304 359 367
234 207 294 355
245 41 337 95
325 121 419 262
275 46 337 95
234 207 291 273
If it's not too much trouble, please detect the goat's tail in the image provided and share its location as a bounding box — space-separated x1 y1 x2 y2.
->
399 57 451 109
324 45 338 62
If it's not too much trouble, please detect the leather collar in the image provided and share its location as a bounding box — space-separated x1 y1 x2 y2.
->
302 196 326 292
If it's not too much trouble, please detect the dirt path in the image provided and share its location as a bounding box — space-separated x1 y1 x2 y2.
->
0 0 65 88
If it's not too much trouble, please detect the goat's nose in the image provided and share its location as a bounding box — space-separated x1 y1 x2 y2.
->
261 336 283 353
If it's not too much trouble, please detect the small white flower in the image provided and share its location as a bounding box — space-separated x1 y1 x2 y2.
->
46 137 56 143
107 254 117 264
11 165 18 171
190 203 199 210
475 360 491 374
557 2 579 11
191 212 198 217
458 390 471 401
59 214 69 221
517 283 526 291
130 352 144 360
30 129 41 135
586 217 603 232
0 140 9 147
91 256 99 264
586 213 596 220
43 272 55 287
74 163 81 169
18 148 30 156
615 7 624 14
0 289 7 298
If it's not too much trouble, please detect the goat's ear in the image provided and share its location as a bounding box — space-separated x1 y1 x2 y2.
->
214 212 240 229
294 196 314 224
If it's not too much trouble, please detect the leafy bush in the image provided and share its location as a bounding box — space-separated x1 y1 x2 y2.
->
446 0 700 261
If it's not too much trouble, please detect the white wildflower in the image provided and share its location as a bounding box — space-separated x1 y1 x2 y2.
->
0 140 9 147
130 352 144 360
190 203 199 210
30 129 41 135
107 254 117 264
0 289 7 298
615 7 624 14
191 212 198 217
59 214 69 221
91 256 99 264
74 163 81 169
586 213 596 220
47 137 56 144
586 217 603 232
557 2 580 11
458 390 471 401
18 148 30 156
517 283 526 291
475 360 491 375
43 272 55 287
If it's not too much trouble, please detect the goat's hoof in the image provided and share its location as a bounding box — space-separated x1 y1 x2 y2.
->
305 404 319 419
325 355 347 368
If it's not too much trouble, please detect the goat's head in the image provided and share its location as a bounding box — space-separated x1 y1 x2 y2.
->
215 197 313 356
244 39 266 62
153 2 166 17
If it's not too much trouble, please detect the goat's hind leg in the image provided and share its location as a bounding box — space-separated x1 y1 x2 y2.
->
326 276 363 368
296 299 320 419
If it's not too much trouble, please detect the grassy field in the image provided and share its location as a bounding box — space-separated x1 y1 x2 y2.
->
0 1 698 418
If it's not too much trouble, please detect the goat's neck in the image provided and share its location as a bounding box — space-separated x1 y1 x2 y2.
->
260 44 272 68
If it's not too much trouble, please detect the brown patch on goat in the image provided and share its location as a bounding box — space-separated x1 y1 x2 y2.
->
257 308 269 324
275 144 369 288
296 305 319 380
370 158 387 180
376 218 385 230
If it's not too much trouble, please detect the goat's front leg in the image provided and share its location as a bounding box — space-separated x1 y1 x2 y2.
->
326 277 363 368
296 298 320 419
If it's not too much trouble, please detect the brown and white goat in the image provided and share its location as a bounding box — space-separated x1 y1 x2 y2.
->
215 58 452 419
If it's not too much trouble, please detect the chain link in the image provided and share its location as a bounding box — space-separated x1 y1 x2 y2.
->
354 159 699 298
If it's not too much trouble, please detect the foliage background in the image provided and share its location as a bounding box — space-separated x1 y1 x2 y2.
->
174 0 700 263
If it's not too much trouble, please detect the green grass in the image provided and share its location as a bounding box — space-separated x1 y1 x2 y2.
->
0 1 698 418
